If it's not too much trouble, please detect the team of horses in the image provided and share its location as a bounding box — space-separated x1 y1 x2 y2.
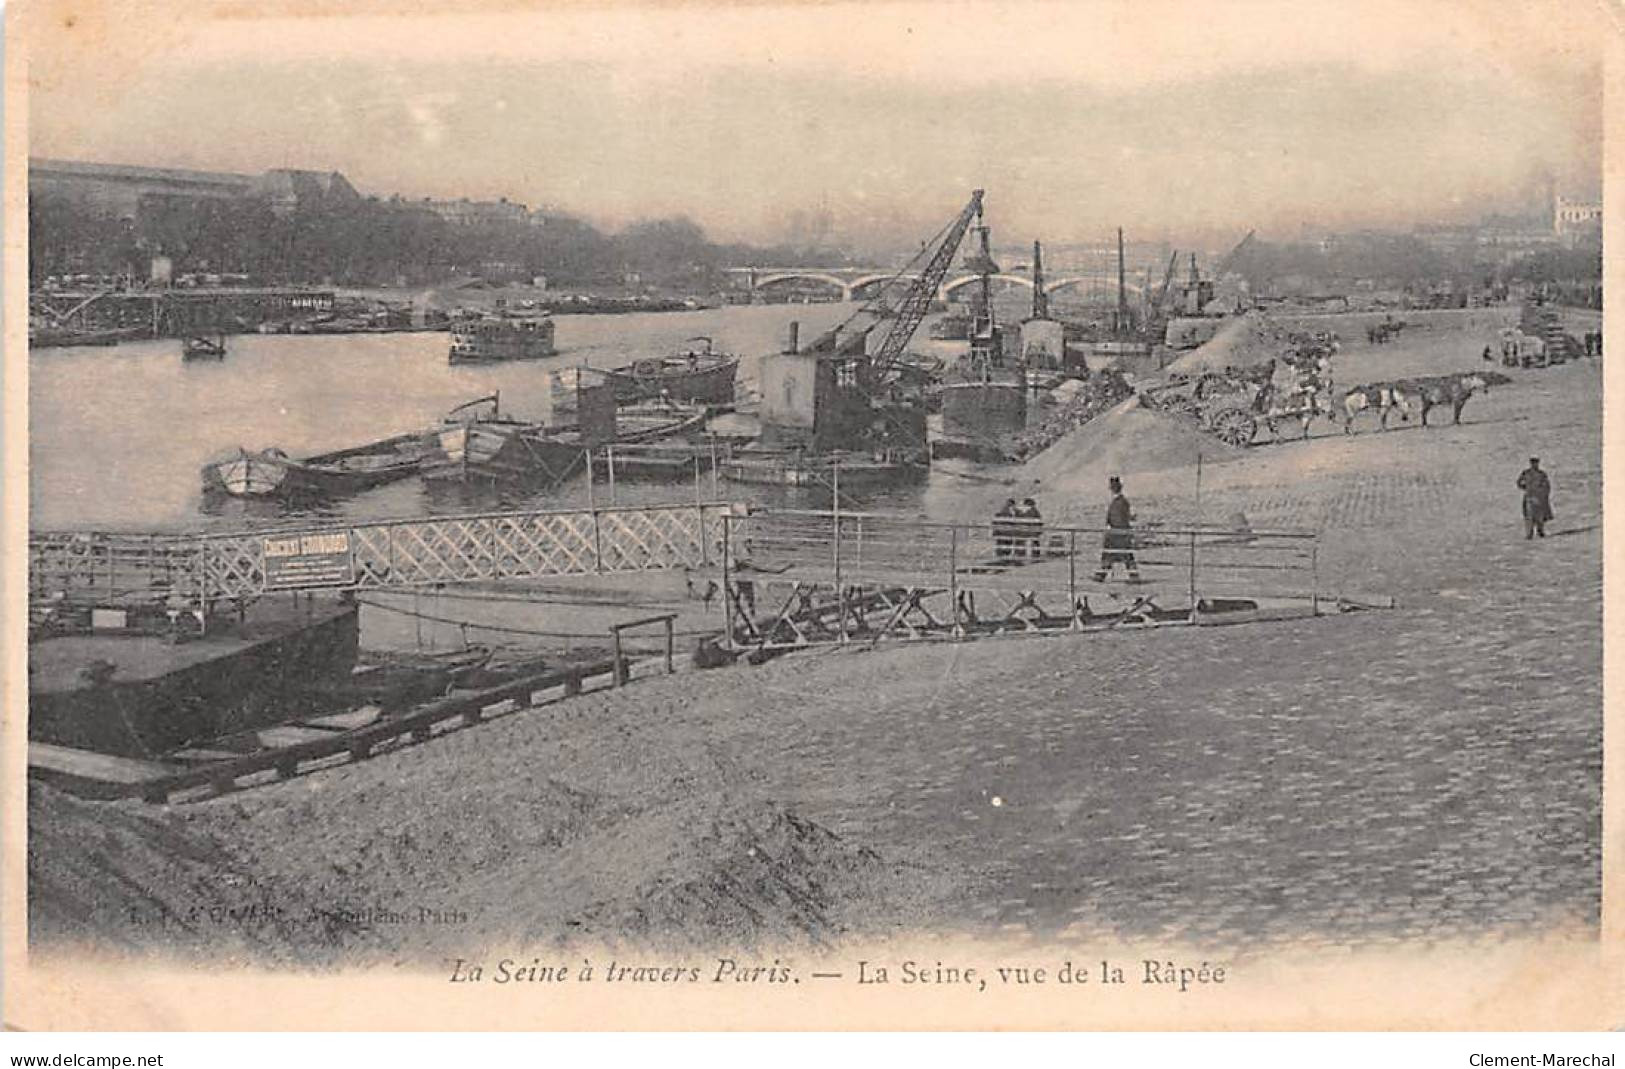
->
1338 371 1512 433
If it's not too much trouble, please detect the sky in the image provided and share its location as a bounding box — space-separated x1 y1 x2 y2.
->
24 0 1609 253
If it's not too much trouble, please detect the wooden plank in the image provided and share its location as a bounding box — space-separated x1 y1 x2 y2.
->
257 726 343 747
298 706 384 731
28 740 181 783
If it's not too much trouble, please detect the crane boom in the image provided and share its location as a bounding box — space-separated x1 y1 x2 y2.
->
868 189 985 367
1156 250 1180 312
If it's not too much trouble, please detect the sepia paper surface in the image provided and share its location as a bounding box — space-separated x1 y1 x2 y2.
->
3 0 1620 1030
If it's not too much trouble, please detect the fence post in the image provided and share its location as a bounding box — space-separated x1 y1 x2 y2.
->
1311 543 1320 615
665 617 675 675
592 502 604 574
1068 530 1078 628
610 625 627 687
1188 530 1198 622
949 526 960 638
834 510 846 643
722 512 735 651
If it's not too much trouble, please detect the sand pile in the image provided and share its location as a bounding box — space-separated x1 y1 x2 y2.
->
1165 310 1289 377
27 784 362 963
563 799 902 950
1020 395 1241 496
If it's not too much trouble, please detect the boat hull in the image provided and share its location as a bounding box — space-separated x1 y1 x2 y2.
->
721 452 927 488
607 358 740 405
201 434 425 499
418 422 586 487
28 600 360 758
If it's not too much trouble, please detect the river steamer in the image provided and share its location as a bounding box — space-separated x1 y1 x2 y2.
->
448 314 557 364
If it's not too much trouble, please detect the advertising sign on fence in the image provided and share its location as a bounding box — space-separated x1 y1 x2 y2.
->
262 531 355 589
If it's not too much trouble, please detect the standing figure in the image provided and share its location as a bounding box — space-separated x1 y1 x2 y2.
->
1015 498 1044 559
993 498 1018 559
1091 476 1141 582
1517 458 1553 540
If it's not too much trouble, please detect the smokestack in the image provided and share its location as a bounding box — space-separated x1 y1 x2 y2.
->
1031 240 1048 321
783 320 800 354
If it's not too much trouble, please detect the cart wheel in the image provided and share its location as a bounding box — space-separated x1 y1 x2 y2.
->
1211 407 1256 446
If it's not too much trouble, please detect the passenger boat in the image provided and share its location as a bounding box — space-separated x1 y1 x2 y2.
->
604 337 740 405
182 333 228 360
200 433 427 498
448 313 557 364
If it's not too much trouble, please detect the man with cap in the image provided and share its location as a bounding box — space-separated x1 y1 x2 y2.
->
1092 476 1141 581
1517 458 1553 539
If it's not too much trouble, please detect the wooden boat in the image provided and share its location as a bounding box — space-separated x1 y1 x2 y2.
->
604 338 740 405
720 448 926 488
183 333 228 360
419 394 708 488
200 433 427 498
448 313 556 364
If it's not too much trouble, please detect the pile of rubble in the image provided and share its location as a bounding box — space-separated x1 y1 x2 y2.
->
1010 370 1135 461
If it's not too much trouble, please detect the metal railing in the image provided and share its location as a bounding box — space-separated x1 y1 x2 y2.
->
717 508 1326 647
31 502 742 611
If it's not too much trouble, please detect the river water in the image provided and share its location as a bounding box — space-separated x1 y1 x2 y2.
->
30 303 1021 533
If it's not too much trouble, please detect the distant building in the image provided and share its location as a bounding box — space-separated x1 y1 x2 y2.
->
1554 194 1601 242
418 196 533 227
29 158 254 220
30 158 359 221
251 169 361 218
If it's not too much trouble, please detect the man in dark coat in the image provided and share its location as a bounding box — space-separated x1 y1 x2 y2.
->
1091 476 1141 581
993 498 1018 559
1014 498 1044 559
1517 457 1553 539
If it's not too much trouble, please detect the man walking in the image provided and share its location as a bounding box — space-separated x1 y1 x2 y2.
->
1014 497 1044 559
1092 475 1141 582
1517 457 1553 539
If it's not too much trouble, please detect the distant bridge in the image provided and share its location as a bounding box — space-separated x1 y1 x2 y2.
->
726 266 1143 304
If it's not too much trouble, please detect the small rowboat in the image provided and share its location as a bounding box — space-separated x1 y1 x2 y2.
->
201 433 427 499
605 338 740 405
183 334 228 360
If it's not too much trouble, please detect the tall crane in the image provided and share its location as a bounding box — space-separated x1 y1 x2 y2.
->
792 190 988 458
804 189 985 377
1155 250 1180 314
1215 229 1257 278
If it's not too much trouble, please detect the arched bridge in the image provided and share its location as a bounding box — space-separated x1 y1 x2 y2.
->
728 266 1145 304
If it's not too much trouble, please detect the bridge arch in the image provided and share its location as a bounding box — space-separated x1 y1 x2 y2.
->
752 272 851 300
938 273 1037 302
1045 277 1145 300
847 273 921 300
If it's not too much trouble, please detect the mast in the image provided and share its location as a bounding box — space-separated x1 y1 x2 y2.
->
1030 240 1049 321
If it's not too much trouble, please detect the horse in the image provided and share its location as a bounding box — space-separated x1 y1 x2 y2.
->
1340 383 1417 433
1405 371 1509 427
1262 388 1337 441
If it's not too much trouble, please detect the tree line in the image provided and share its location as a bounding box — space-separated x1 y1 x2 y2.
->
28 192 852 291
